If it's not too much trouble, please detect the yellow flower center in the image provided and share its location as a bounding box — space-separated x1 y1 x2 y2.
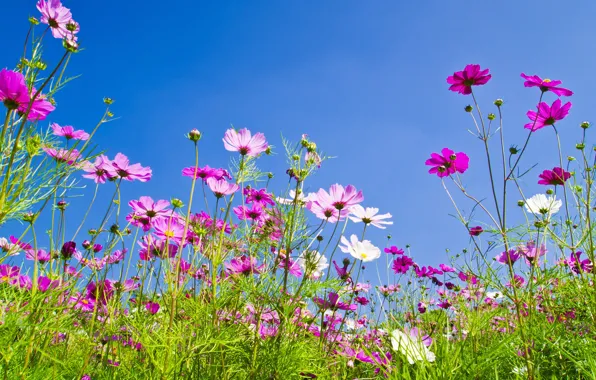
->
543 78 551 83
360 252 368 259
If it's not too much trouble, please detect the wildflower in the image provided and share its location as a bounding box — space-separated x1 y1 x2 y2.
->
355 296 369 306
25 249 51 263
313 292 356 311
339 234 381 262
87 280 115 305
296 250 329 279
520 73 573 97
233 204 265 222
425 148 469 178
439 264 456 273
384 246 404 255
36 0 76 39
60 241 77 259
446 64 491 95
307 184 363 222
279 258 302 277
127 196 170 231
223 128 268 156
348 205 393 229
538 167 571 186
107 249 126 264
524 99 572 131
507 274 526 288
50 123 89 140
244 187 275 206
392 255 414 274
38 276 59 292
0 238 20 255
82 155 112 183
26 91 55 121
333 260 350 280
106 153 152 182
181 165 231 181
276 189 315 206
495 249 520 265
390 328 436 364
43 147 80 166
517 241 547 266
153 216 186 244
417 302 427 313
468 226 483 236
137 235 178 260
225 255 265 275
568 251 593 274
0 264 19 283
145 302 160 315
524 194 562 216
0 69 29 111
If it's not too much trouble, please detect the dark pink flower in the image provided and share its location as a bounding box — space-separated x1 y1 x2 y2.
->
127 196 170 231
25 92 55 121
447 64 491 95
25 249 51 263
153 216 186 244
86 280 115 305
43 147 80 165
525 99 571 131
225 255 265 275
60 241 77 259
106 153 152 182
51 123 89 140
244 187 275 206
145 302 160 315
538 167 571 186
495 249 520 265
181 165 231 181
520 73 573 97
567 251 593 274
313 292 356 311
469 226 483 236
207 178 239 198
233 204 265 222
425 148 469 178
439 264 456 273
0 264 20 283
223 128 268 156
82 155 113 183
392 255 414 274
384 246 404 255
0 69 29 111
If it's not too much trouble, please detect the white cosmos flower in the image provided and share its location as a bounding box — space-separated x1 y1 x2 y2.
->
339 234 381 262
276 190 316 206
391 329 436 364
348 205 393 229
295 250 329 279
524 194 562 216
0 238 19 256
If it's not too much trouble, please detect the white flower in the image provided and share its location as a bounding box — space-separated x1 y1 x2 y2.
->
295 250 329 279
0 238 19 256
486 291 502 299
339 234 381 262
524 194 562 216
390 329 436 364
276 190 316 206
348 205 393 229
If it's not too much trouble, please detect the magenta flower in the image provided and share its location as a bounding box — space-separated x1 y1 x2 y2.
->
538 167 571 186
181 165 231 181
439 264 456 273
0 69 29 111
82 155 112 183
60 241 77 259
384 246 404 255
524 99 572 131
25 249 51 264
469 226 483 236
447 64 491 95
145 302 160 315
567 251 593 274
517 241 547 266
127 196 170 232
137 235 178 260
43 147 80 166
25 93 55 121
392 255 414 274
225 255 265 275
244 187 275 206
0 264 20 283
520 73 573 97
223 128 268 156
106 153 152 182
207 178 239 198
495 249 520 265
36 0 77 39
313 292 356 311
153 216 186 244
86 280 115 305
50 123 89 140
233 204 265 222
38 276 59 292
425 148 469 178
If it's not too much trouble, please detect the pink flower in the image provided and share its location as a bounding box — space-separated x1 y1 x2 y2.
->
313 292 356 311
207 178 239 198
446 64 491 95
25 92 55 121
439 264 456 273
520 73 573 97
25 249 51 264
517 241 547 266
567 251 593 274
82 155 112 183
244 187 275 206
106 153 152 182
233 204 265 222
223 128 268 156
146 302 160 315
384 246 404 255
225 255 265 275
181 165 231 181
469 226 483 236
495 249 520 265
0 264 20 283
43 147 80 165
127 196 170 231
538 167 571 186
307 184 364 222
36 0 77 39
153 216 186 244
137 235 178 260
425 148 469 178
524 99 571 131
392 255 414 274
50 123 89 140
0 69 29 111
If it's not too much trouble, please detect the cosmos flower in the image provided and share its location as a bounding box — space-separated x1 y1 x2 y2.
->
339 234 381 262
348 205 393 229
520 73 573 97
153 216 186 244
206 178 239 198
307 184 363 222
25 90 55 121
495 249 520 265
517 241 547 266
313 292 356 311
538 167 571 186
50 123 89 140
25 249 51 264
36 0 77 39
127 196 171 232
43 148 80 166
225 255 265 275
446 64 491 95
106 153 152 182
468 226 483 236
425 148 469 178
276 189 315 206
524 194 562 217
295 250 329 279
524 99 571 131
244 187 275 206
384 246 404 255
181 165 231 181
82 155 112 183
390 328 436 364
0 69 29 111
567 251 593 274
223 128 268 156
392 255 414 274
233 204 265 222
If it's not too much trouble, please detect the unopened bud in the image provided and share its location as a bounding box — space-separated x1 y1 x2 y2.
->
494 99 504 107
187 129 202 142
546 189 554 195
464 105 473 113
103 97 114 105
517 200 525 207
576 143 585 150
171 198 184 209
488 113 496 121
509 146 519 155
581 121 590 129
28 17 39 25
57 200 67 210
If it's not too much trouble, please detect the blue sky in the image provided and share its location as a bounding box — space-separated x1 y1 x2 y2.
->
2 1 596 273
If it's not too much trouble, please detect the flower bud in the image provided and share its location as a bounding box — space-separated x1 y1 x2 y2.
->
509 146 519 155
267 172 273 179
187 129 202 142
171 198 184 209
61 241 76 259
576 143 585 150
316 235 324 242
103 97 114 105
568 156 575 162
22 212 36 223
342 258 351 266
88 229 97 236
110 224 119 234
546 189 554 195
82 240 92 249
57 200 68 211
29 17 40 25
488 113 496 121
464 105 473 112
494 99 504 107
517 200 525 207
292 154 300 161
93 244 103 253
581 121 590 129
265 146 272 155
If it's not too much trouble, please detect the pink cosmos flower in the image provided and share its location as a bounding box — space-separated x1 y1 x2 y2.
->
278 258 302 278
538 167 571 186
313 292 356 311
25 249 51 264
36 0 77 39
392 255 414 274
50 123 89 140
137 234 178 260
127 196 170 231
82 155 112 183
426 148 469 178
439 264 456 273
384 246 404 255
43 147 80 166
520 73 573 97
0 69 29 111
495 249 520 265
73 251 106 270
524 99 572 131
0 264 20 283
86 280 115 305
307 184 364 222
244 187 275 206
181 165 231 181
153 216 186 244
25 92 55 121
207 178 239 198
567 251 593 274
223 128 268 156
447 64 491 95
233 204 265 222
106 153 152 182
225 255 265 275
469 226 483 236
146 302 160 315
517 241 547 266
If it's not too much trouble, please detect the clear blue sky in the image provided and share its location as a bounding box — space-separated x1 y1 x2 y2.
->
2 1 596 271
